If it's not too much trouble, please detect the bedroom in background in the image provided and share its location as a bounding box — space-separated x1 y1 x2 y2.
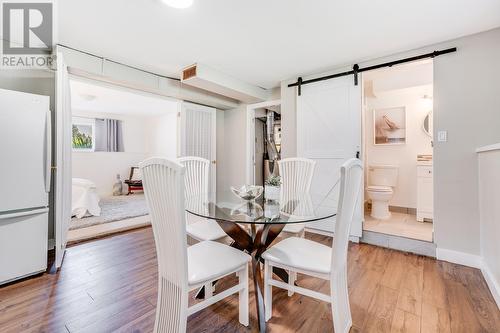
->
68 77 179 242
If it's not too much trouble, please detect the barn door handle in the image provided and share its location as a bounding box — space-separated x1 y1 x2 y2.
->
356 151 360 159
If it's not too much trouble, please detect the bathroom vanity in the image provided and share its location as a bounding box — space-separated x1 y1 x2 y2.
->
417 160 433 222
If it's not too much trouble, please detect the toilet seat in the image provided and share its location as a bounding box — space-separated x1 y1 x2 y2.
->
367 185 392 192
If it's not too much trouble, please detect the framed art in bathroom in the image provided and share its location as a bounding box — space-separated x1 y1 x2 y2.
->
373 107 407 145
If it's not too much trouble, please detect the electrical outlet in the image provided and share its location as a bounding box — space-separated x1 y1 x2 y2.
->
437 131 448 142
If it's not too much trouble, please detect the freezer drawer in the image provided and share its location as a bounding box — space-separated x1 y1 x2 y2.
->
0 209 48 285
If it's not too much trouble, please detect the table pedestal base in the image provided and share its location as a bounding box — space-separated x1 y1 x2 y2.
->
216 221 286 333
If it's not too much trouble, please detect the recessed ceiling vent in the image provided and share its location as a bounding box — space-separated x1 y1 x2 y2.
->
181 63 269 103
182 65 197 80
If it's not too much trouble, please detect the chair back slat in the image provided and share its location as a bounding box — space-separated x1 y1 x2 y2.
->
278 157 316 202
140 158 189 333
178 156 210 201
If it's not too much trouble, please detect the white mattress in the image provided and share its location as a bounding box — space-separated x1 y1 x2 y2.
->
72 178 101 218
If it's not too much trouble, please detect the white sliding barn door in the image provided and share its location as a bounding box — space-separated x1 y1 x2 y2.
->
297 75 363 238
55 51 72 269
179 102 217 195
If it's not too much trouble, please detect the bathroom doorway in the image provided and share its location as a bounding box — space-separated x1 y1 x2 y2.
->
361 60 434 244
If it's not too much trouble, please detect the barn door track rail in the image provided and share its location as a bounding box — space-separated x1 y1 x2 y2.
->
289 47 457 95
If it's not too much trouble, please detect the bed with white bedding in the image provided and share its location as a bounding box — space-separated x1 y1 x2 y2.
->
72 178 101 218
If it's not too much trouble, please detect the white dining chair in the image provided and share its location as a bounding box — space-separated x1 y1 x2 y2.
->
140 158 251 332
278 157 316 238
262 158 363 333
177 156 227 243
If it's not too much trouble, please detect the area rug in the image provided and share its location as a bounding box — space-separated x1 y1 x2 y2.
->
70 194 149 230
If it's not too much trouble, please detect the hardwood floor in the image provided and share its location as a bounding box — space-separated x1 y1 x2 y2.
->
0 227 499 332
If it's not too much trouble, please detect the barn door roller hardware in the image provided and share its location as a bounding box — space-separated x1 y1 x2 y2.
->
290 47 457 95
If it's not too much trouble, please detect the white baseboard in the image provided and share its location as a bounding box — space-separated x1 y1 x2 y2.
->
304 228 359 243
436 248 482 268
349 236 360 243
481 260 500 310
305 228 333 237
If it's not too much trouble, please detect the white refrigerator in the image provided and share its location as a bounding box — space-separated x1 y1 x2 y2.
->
0 88 51 285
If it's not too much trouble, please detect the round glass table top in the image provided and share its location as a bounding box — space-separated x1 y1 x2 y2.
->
185 190 338 225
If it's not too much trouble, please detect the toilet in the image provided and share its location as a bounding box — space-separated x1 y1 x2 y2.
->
366 165 399 220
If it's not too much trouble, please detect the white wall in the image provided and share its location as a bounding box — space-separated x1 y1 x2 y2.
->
365 84 433 208
280 79 297 159
477 146 500 308
221 105 248 189
281 27 500 258
72 110 177 196
147 112 178 158
432 28 500 257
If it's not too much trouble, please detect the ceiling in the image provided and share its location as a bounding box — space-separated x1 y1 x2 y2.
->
59 0 500 89
70 79 179 116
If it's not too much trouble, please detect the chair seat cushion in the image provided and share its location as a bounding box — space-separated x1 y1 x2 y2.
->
282 223 305 234
186 217 227 241
262 237 332 275
188 241 251 285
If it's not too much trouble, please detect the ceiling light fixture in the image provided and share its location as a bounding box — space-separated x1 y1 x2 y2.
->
161 0 193 9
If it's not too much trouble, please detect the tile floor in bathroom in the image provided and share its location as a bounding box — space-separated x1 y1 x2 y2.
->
363 212 433 242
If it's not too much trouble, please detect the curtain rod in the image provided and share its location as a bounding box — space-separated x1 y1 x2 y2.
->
288 47 457 95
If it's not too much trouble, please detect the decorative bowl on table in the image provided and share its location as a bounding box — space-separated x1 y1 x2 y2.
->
230 185 264 201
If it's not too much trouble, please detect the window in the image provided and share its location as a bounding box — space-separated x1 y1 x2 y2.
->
72 117 95 151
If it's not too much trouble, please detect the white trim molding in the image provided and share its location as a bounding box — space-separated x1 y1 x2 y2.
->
436 247 482 268
476 142 500 153
305 228 360 243
481 260 500 309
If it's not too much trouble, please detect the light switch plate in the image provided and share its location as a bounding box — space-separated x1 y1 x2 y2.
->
438 131 447 142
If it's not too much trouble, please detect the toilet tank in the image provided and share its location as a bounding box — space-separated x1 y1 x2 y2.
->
368 165 399 187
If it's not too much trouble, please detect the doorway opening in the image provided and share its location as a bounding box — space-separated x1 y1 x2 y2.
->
361 59 434 243
68 77 180 243
246 100 282 185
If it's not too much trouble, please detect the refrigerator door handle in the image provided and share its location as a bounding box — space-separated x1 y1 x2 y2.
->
0 208 49 220
45 110 52 193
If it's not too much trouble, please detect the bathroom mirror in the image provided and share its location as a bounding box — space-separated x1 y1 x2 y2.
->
423 111 433 137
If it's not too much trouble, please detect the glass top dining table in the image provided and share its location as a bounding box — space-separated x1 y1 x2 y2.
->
185 189 338 332
185 190 338 225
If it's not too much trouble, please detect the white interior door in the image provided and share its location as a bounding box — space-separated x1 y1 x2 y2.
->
55 50 72 269
179 102 217 195
297 75 363 238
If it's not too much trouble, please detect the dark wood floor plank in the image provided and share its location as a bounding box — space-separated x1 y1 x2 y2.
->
1 227 499 333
